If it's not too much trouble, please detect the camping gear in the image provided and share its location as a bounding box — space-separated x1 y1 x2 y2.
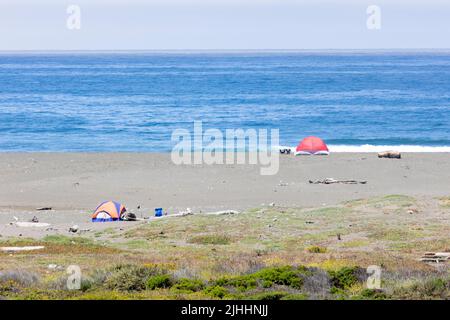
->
155 208 163 217
279 148 292 154
295 136 329 155
121 212 137 221
92 201 126 222
14 222 50 228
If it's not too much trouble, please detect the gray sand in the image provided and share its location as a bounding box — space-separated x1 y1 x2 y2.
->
0 152 448 238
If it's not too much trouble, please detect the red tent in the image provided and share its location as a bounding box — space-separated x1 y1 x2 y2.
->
295 136 329 155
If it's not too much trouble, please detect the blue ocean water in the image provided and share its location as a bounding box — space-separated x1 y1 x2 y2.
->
0 51 449 152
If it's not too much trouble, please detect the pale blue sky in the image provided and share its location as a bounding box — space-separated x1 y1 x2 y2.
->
0 0 449 50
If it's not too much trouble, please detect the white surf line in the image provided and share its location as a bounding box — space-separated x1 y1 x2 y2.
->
276 145 450 153
329 145 450 152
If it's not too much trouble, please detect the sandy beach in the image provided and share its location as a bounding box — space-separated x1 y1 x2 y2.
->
1 152 449 209
0 152 449 238
0 152 449 299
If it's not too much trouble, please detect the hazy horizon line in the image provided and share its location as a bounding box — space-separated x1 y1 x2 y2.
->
1 48 450 54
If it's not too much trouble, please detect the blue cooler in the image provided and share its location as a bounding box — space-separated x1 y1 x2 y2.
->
155 208 163 217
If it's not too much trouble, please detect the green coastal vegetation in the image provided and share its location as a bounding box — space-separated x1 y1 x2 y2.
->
1 194 449 300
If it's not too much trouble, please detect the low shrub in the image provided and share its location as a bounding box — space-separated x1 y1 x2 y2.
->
253 266 309 289
359 288 388 300
105 264 160 291
328 266 361 291
214 266 309 291
215 276 257 291
173 278 204 292
146 275 173 290
0 270 39 287
421 278 448 297
0 280 21 295
204 285 228 299
281 293 309 300
249 291 288 300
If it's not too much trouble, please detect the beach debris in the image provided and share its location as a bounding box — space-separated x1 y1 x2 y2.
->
407 208 419 214
179 208 193 216
48 264 64 270
121 211 137 221
13 216 19 222
69 225 79 233
203 210 239 216
337 233 342 241
36 207 52 211
420 252 450 264
1 246 45 252
30 216 39 223
309 178 367 185
15 222 50 228
144 208 238 222
269 202 275 207
378 151 401 159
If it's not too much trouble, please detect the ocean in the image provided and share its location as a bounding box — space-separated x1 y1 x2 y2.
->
0 51 449 152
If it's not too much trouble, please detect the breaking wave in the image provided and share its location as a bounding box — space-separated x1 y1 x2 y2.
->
328 145 450 153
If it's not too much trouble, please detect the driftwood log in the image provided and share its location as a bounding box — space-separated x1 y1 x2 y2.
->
1 246 45 252
309 178 367 185
378 151 401 159
420 252 450 264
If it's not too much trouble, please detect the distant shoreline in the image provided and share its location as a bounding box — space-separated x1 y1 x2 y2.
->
1 49 450 55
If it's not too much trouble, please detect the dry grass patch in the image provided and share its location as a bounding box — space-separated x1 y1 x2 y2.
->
188 234 232 245
438 196 450 209
0 235 119 256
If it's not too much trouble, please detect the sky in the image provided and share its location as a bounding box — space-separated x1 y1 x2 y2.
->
0 0 449 50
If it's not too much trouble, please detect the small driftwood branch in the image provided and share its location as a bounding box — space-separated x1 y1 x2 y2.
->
309 178 367 185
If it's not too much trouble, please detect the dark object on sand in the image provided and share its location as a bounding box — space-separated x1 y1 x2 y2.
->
309 178 367 185
30 216 39 223
121 211 137 221
337 233 342 241
378 151 401 159
36 207 52 211
69 225 79 233
279 148 291 154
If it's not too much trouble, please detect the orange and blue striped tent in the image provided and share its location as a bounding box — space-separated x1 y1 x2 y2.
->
92 201 126 222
